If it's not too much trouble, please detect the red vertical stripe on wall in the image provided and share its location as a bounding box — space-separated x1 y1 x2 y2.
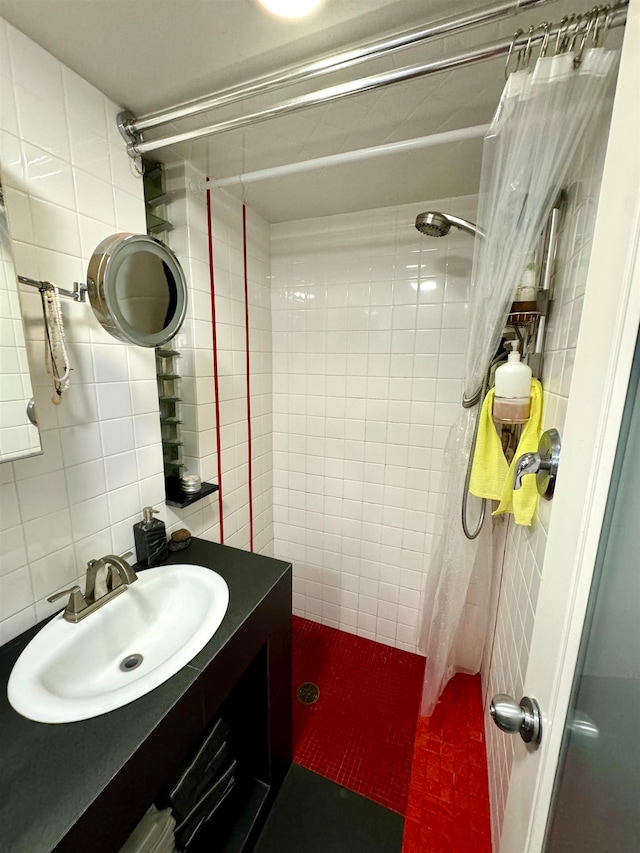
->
206 186 224 544
242 204 255 552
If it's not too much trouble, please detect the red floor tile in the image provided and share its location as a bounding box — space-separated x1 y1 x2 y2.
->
291 617 492 851
402 673 492 853
292 616 425 815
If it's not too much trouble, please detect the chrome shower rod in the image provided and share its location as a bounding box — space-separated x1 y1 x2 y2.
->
126 2 628 158
119 0 555 143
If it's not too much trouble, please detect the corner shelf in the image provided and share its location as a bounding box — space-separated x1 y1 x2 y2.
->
165 477 220 509
507 299 539 327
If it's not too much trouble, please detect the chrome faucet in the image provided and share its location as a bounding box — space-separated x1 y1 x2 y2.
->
85 553 138 598
48 552 138 623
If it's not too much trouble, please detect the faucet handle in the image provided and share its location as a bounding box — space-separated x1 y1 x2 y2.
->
47 585 82 603
513 428 561 500
47 585 88 620
513 452 541 489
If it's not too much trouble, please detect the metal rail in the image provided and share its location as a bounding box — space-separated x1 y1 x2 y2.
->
197 124 491 190
120 0 554 142
126 3 628 157
18 275 88 303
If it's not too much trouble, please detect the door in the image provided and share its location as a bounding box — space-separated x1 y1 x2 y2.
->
543 334 640 852
498 2 640 850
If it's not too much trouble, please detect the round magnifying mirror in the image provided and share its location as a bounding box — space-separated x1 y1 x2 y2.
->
87 233 187 347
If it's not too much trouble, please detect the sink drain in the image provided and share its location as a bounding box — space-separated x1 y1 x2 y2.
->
120 653 144 672
297 682 320 705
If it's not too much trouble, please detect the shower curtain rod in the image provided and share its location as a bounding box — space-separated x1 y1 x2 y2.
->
119 0 554 142
195 124 491 191
125 2 628 158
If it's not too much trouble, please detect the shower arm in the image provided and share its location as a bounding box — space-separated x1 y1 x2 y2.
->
446 215 486 239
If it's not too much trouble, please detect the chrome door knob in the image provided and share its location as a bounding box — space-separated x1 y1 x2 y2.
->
490 694 542 744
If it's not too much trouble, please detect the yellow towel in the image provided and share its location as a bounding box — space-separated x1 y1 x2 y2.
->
469 379 543 526
469 388 508 501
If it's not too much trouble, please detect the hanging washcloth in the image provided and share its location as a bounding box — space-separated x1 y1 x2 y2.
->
469 388 509 501
493 378 543 526
469 379 543 526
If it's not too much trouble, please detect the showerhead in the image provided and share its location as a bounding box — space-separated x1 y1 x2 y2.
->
415 211 451 237
415 211 484 239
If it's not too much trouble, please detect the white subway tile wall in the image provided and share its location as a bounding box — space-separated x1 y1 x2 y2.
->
0 214 40 459
0 20 164 644
270 196 478 651
482 108 613 847
164 164 273 555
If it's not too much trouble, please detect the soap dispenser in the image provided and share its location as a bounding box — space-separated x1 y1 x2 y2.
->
493 340 532 423
134 507 169 567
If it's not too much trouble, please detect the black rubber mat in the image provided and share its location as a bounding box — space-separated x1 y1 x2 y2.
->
254 764 404 853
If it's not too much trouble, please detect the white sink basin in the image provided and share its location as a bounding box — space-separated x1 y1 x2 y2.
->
8 564 229 724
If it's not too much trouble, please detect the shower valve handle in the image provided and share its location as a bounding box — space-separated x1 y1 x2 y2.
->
513 428 561 500
513 452 542 488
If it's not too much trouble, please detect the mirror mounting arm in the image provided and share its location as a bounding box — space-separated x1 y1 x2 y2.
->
18 276 88 303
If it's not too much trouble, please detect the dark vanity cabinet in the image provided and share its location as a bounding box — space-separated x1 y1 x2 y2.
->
0 540 292 853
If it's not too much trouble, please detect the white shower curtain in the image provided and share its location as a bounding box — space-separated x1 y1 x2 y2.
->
418 40 619 716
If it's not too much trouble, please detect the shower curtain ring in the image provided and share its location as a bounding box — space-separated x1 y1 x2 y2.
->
539 22 552 58
568 14 586 55
604 5 615 35
523 26 536 68
567 15 579 52
556 15 573 54
594 6 611 47
575 9 598 66
505 29 523 80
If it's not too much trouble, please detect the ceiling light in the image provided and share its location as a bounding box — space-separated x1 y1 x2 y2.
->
257 0 323 19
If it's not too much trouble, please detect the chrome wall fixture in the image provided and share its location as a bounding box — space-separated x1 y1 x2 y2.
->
18 276 87 302
18 234 189 348
490 693 543 744
514 427 561 499
86 233 188 348
118 2 628 158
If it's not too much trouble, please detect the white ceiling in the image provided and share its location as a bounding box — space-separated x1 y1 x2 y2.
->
0 0 573 222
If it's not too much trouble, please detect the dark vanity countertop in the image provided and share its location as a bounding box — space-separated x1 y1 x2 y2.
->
0 539 291 853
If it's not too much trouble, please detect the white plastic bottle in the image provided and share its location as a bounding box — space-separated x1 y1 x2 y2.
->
493 340 532 422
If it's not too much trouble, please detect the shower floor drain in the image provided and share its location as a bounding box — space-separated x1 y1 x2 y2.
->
120 653 144 672
297 682 320 705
